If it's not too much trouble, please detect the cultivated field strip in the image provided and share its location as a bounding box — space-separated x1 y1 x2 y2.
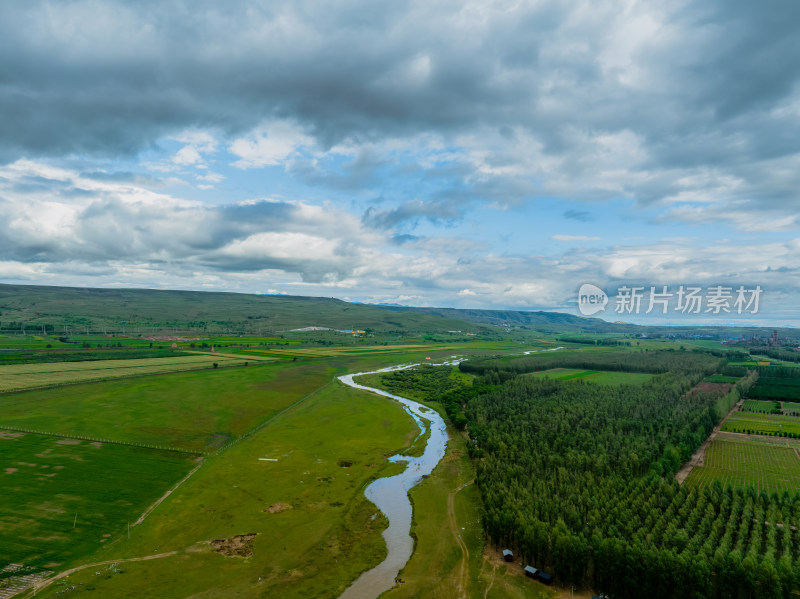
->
783 401 800 415
716 431 800 448
686 438 800 493
0 355 246 392
723 411 800 436
741 399 778 413
0 432 197 569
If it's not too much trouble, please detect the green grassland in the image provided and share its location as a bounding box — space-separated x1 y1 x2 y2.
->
526 368 653 385
0 361 332 453
685 438 800 494
723 412 800 437
0 354 253 393
28 378 423 599
0 432 197 569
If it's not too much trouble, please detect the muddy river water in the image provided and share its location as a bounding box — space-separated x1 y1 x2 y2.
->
337 362 454 599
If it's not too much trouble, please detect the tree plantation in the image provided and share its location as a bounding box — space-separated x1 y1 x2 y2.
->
383 349 799 598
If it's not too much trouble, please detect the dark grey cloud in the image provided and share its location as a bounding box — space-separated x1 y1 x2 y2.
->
1 0 797 193
362 198 465 230
563 209 593 222
2 0 800 312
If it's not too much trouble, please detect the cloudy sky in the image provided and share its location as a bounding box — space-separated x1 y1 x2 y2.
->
1 0 799 325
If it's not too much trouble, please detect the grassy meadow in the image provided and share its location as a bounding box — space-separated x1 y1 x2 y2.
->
27 378 423 598
0 361 332 453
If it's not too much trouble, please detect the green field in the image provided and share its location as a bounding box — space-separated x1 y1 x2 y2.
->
685 438 800 494
0 334 302 350
0 432 197 568
0 354 254 393
783 402 800 416
741 399 780 413
526 368 653 385
723 412 800 437
0 361 331 453
28 375 423 598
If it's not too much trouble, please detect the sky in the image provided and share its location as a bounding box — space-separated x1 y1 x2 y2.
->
1 0 800 326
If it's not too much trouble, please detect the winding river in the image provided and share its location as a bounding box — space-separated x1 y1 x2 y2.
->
337 362 456 599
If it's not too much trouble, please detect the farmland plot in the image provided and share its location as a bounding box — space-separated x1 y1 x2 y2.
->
0 355 250 393
783 401 800 415
685 438 800 493
0 362 331 453
723 412 800 436
0 432 197 568
741 399 779 413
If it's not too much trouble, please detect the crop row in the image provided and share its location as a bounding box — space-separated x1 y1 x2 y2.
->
0 355 246 392
686 439 800 494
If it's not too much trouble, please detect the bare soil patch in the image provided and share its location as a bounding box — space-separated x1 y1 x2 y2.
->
55 439 81 445
210 533 257 557
264 502 293 514
0 431 25 439
686 381 732 398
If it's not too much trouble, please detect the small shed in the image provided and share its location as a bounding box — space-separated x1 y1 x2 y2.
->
524 565 538 579
535 571 554 585
502 549 513 562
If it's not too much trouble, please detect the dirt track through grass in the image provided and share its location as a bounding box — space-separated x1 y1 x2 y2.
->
132 460 203 526
21 551 180 598
448 479 474 598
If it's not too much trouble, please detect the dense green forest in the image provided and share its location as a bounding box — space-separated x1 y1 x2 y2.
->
460 348 728 377
758 349 800 364
385 350 799 598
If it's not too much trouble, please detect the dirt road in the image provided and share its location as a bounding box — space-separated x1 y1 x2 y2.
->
448 479 474 598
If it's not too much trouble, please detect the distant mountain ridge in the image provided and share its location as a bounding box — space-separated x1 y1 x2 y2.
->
0 283 792 339
0 283 476 334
